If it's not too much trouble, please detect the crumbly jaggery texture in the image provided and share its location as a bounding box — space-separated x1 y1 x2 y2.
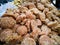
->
0 0 60 45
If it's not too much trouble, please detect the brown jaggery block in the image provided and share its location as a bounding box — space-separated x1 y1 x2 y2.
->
44 3 56 10
44 18 50 24
40 0 50 4
13 24 20 32
30 27 41 40
2 8 19 19
18 6 28 13
0 17 16 28
51 14 60 23
30 8 40 14
37 3 45 10
28 2 36 9
43 8 49 13
16 13 26 23
0 29 13 42
38 12 46 21
25 19 31 32
21 19 28 25
0 28 23 43
40 25 51 35
36 19 42 26
39 35 58 45
51 9 60 16
46 12 53 21
47 20 58 27
21 37 36 45
16 26 27 35
49 34 60 45
31 20 37 30
51 24 60 31
25 10 36 20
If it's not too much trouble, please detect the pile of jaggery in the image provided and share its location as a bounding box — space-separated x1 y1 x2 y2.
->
0 0 60 45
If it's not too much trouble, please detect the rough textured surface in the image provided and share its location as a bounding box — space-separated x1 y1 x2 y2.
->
0 0 60 45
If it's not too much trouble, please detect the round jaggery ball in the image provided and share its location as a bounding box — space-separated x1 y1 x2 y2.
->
0 17 16 28
16 26 28 35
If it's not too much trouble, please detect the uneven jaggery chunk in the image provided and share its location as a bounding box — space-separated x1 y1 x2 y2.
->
38 12 46 21
51 9 60 16
30 27 41 40
16 13 26 23
45 3 56 10
3 13 19 19
25 10 36 19
36 19 42 26
13 24 20 32
18 6 28 13
0 29 13 42
44 18 50 24
2 8 19 19
52 24 60 31
46 12 53 21
40 25 51 35
21 19 28 25
39 35 58 45
43 8 49 14
0 29 23 43
28 2 36 9
40 0 50 4
47 20 58 27
21 37 36 45
31 20 37 29
49 34 60 45
16 26 27 35
51 14 60 23
25 19 31 32
30 8 40 14
0 17 16 28
37 3 45 10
